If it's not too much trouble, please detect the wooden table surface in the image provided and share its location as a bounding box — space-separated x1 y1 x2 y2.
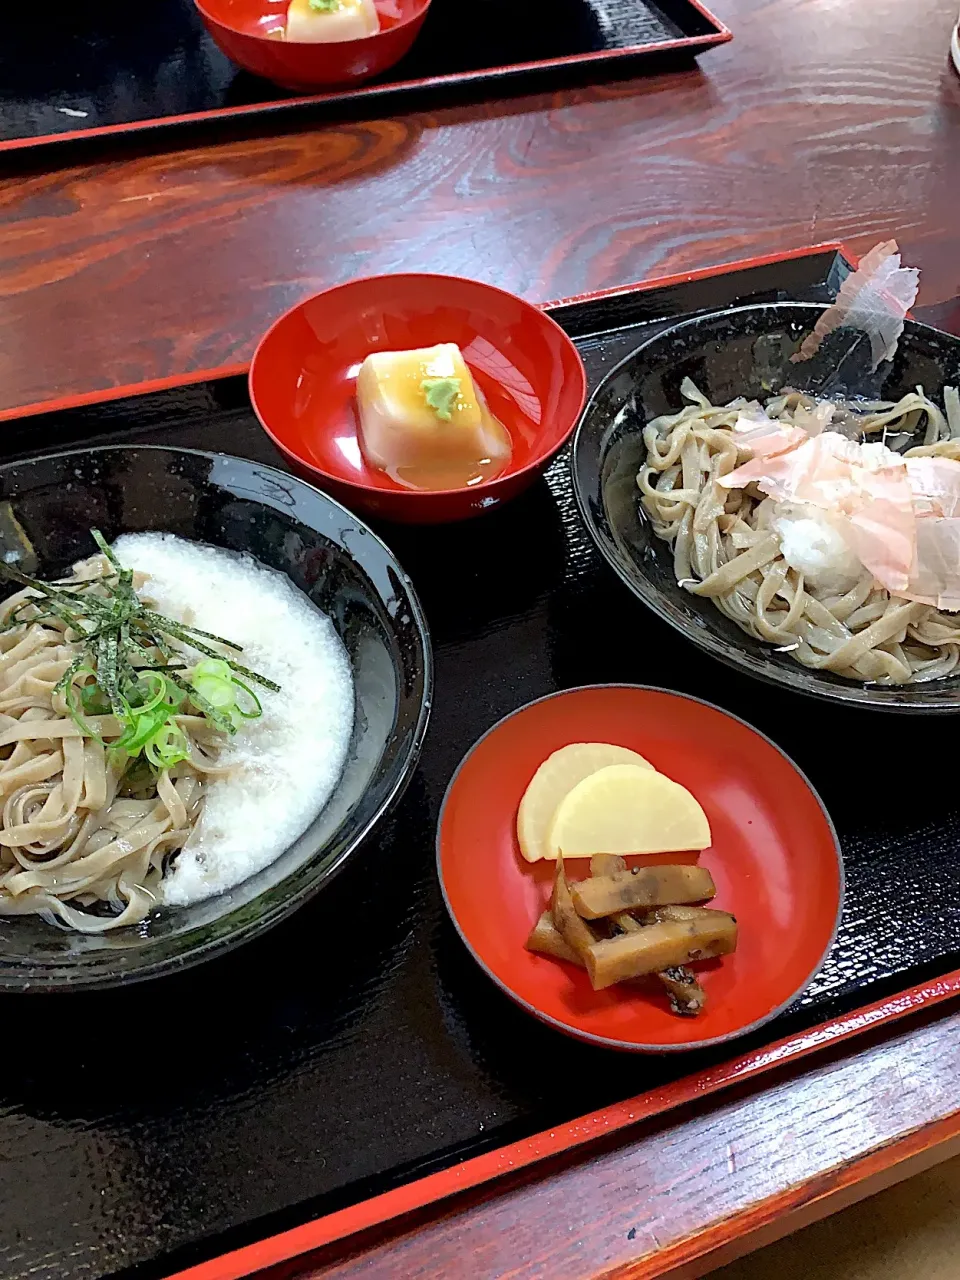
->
3 0 960 1276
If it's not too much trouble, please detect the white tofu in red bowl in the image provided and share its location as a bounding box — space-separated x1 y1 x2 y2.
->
249 273 587 524
194 0 432 91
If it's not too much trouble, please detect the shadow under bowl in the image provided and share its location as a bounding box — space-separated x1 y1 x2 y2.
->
571 301 960 712
194 0 431 91
0 445 432 991
249 273 588 524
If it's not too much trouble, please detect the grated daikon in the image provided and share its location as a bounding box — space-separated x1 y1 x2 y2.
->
113 533 354 906
771 503 864 596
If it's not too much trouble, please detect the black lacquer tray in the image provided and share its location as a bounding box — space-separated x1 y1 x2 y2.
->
0 0 730 165
4 246 960 1280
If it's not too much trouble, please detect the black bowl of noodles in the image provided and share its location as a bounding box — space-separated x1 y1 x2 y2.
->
0 446 431 990
571 302 960 712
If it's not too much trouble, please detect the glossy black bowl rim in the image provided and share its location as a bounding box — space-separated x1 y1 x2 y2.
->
436 683 844 1054
0 444 434 992
571 301 960 714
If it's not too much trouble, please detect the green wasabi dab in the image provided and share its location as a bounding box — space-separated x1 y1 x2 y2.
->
421 377 462 422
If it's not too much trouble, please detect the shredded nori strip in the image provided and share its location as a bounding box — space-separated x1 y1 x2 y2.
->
0 528 280 739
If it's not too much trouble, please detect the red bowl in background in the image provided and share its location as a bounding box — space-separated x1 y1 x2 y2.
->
249 274 588 524
194 0 431 91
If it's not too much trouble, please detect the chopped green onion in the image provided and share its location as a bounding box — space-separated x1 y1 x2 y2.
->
144 722 191 770
232 677 263 720
189 657 263 729
64 664 110 746
0 529 279 774
191 658 237 709
80 680 111 717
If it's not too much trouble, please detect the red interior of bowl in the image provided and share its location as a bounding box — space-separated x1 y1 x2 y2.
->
198 0 425 40
438 686 842 1051
249 273 587 498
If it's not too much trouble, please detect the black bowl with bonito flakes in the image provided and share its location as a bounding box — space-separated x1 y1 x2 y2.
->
572 301 960 712
0 446 431 990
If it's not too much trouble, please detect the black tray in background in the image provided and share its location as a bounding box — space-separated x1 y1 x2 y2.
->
5 248 960 1280
0 0 729 165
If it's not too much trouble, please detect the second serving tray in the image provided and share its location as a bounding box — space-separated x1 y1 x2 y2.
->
0 0 730 163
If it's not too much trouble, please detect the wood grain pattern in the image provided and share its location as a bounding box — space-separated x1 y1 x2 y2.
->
0 0 959 412
283 1005 960 1280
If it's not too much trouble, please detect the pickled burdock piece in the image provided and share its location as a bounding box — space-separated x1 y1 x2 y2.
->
571 864 716 919
609 910 642 935
549 856 599 960
584 911 738 990
525 911 583 965
645 903 718 925
589 852 627 877
608 908 708 1016
657 966 707 1017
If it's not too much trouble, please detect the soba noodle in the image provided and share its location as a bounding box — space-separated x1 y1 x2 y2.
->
638 379 960 685
0 551 248 933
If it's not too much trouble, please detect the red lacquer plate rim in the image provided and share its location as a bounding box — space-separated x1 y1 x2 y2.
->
247 269 588 498
435 684 844 1054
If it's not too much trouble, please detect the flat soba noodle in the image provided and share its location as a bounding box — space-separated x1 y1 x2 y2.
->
0 552 227 933
638 378 960 685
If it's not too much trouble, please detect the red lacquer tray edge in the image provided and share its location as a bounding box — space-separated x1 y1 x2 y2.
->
0 241 844 427
166 968 960 1280
0 0 731 160
542 240 851 311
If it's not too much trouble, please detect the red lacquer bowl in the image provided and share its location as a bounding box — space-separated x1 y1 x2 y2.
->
194 0 431 91
438 686 843 1052
249 273 588 524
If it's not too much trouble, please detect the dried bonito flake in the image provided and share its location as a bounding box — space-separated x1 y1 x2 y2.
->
792 240 920 369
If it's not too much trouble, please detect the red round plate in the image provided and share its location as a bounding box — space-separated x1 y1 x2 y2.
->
249 273 588 524
437 686 842 1052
